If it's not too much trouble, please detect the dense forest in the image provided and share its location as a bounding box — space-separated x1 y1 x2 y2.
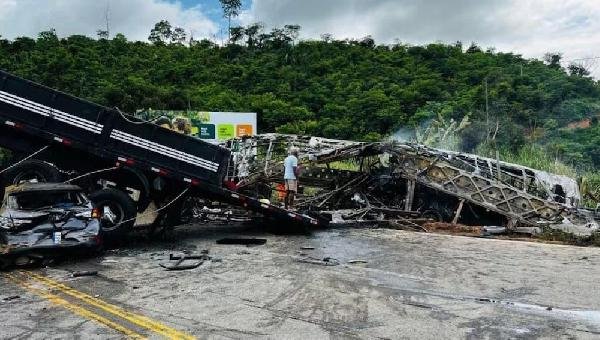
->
1 23 599 177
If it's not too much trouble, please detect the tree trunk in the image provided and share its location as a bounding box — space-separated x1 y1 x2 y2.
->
228 15 231 44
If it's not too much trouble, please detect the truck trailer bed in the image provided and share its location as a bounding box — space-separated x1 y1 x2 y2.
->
0 70 324 230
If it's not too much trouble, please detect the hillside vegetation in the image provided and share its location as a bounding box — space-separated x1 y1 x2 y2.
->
1 24 599 193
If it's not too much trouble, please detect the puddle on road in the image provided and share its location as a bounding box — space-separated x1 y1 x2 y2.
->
297 230 380 262
470 297 600 327
510 301 600 326
390 285 600 330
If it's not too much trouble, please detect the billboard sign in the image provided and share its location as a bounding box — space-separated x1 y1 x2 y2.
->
138 110 257 143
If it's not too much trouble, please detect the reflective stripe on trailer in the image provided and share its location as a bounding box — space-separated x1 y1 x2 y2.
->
0 90 104 134
110 129 219 173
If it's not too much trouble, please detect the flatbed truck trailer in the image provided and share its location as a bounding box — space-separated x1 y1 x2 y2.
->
0 70 322 239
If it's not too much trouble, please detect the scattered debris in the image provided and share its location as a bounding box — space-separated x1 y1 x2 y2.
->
482 226 507 235
160 253 211 271
2 295 20 301
72 271 98 278
179 199 253 225
296 256 340 266
514 227 542 235
300 246 315 250
169 253 208 260
216 238 267 246
348 259 368 264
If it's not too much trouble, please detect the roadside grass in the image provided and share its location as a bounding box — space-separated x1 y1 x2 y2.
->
580 171 600 209
538 227 600 247
476 143 578 178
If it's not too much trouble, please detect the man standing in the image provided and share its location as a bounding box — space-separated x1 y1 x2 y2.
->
283 148 299 209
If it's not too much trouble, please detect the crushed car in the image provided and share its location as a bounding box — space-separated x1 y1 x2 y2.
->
0 183 102 269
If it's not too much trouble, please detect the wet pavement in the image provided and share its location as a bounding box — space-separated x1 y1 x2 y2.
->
2 224 600 339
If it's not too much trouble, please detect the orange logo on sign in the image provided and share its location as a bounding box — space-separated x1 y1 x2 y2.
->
236 124 253 137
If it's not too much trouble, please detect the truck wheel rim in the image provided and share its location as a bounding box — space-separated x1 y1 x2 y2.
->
97 201 125 232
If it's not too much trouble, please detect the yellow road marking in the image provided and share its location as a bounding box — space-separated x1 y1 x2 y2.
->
23 271 195 340
4 274 146 339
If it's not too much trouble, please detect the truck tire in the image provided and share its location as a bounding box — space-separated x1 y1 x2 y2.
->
1 159 62 200
89 188 136 241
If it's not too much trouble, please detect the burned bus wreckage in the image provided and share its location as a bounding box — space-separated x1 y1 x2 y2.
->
226 133 599 237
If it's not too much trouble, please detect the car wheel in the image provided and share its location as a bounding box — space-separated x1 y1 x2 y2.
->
89 188 136 241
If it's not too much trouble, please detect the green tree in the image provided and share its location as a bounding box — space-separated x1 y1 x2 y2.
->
568 63 590 77
244 23 263 48
171 27 187 45
284 25 301 45
219 0 242 43
96 30 109 40
230 26 245 45
544 52 563 70
148 20 172 45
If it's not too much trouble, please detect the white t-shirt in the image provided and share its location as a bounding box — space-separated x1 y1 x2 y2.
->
284 155 298 180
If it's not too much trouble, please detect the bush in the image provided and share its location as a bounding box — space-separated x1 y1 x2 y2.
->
476 143 577 178
580 171 600 208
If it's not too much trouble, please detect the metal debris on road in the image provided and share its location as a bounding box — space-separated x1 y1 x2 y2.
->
296 256 340 266
348 259 368 264
71 271 98 278
2 295 20 301
216 238 267 246
160 253 211 271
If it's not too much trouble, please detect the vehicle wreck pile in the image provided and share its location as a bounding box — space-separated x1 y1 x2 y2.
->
226 133 600 237
0 183 101 268
0 134 598 270
3 68 597 271
2 132 599 269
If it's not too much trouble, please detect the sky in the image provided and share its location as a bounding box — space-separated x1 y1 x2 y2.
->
0 0 599 77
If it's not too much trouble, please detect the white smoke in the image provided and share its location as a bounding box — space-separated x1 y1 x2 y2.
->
389 127 416 143
389 116 470 152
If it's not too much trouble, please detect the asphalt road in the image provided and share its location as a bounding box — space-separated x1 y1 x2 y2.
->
2 224 600 339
